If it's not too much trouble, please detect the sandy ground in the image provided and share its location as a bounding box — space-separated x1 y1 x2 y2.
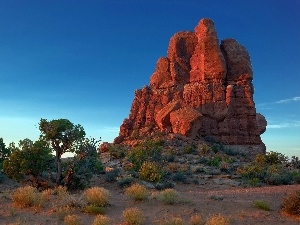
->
0 175 300 225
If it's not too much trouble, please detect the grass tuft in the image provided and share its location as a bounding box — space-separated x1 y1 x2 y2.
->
125 183 149 201
123 207 144 225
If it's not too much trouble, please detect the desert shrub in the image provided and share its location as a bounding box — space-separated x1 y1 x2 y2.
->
207 156 222 167
206 214 230 225
265 151 288 165
84 204 106 214
184 144 197 154
92 215 111 225
281 190 300 216
239 163 265 181
123 207 144 225
223 148 239 156
64 214 81 225
117 176 134 188
84 187 110 207
155 181 174 190
291 156 300 168
189 214 203 225
3 139 53 181
171 172 188 183
159 188 180 205
198 144 210 155
128 139 162 171
155 217 183 225
108 144 126 159
11 186 43 208
253 200 271 211
139 161 162 182
105 168 120 182
265 172 293 185
54 185 69 199
56 205 74 219
125 183 149 201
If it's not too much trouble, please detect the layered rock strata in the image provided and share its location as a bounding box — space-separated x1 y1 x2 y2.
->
114 18 267 153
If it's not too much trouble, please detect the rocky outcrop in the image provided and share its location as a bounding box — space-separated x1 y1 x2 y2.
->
114 18 267 154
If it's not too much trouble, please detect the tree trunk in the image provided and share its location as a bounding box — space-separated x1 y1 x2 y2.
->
56 151 62 185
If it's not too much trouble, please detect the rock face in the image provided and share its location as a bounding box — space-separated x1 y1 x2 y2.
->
114 18 267 153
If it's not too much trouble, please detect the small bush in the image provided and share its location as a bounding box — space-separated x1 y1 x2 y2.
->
156 217 183 225
207 156 222 167
117 176 134 188
253 200 271 211
125 183 149 201
139 161 162 182
84 187 109 207
123 207 144 225
84 204 106 214
159 188 180 205
56 205 74 219
64 214 81 225
206 214 230 225
105 169 120 182
11 186 42 208
92 215 111 225
171 172 188 183
189 214 203 225
281 190 300 216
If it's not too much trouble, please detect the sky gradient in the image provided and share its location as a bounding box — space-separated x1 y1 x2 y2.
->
1 0 299 157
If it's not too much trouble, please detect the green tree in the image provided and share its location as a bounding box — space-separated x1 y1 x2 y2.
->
3 139 53 181
63 138 103 189
0 138 11 169
39 118 85 184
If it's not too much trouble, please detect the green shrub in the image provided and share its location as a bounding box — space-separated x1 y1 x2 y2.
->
3 139 53 181
207 156 222 167
265 151 288 165
92 215 111 225
253 200 271 211
139 161 162 182
108 144 126 159
128 139 162 171
171 172 188 183
117 176 134 188
281 190 300 216
125 183 149 201
122 207 144 225
83 187 109 207
159 188 180 205
105 169 120 182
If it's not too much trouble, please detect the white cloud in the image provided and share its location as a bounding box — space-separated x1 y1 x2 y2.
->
267 121 300 129
276 96 300 104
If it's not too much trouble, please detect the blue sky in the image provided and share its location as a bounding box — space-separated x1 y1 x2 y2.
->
0 0 299 157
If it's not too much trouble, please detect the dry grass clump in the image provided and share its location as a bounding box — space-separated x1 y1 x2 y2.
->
206 214 230 225
64 214 81 225
84 187 110 207
11 186 43 208
92 215 111 225
281 190 300 216
253 200 271 211
155 217 183 225
123 207 144 225
54 185 69 199
189 214 204 225
56 205 74 219
125 183 149 201
158 188 180 205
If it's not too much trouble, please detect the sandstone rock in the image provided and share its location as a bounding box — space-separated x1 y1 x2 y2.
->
190 18 226 82
155 101 181 130
256 113 267 134
170 107 202 138
114 18 267 154
221 38 253 84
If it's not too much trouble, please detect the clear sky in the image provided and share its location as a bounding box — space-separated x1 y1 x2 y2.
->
0 0 299 157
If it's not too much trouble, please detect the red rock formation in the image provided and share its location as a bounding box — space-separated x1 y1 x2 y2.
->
114 18 267 154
